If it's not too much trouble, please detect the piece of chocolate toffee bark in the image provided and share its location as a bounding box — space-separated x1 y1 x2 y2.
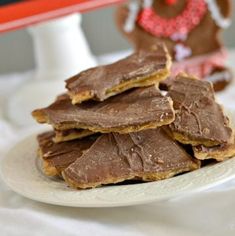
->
37 131 97 176
193 135 235 162
166 74 233 147
160 68 234 93
54 129 94 143
66 43 171 104
32 86 175 134
62 128 200 189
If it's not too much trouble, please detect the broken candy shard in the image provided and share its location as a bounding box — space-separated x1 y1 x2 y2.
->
66 43 171 104
62 128 200 189
32 86 175 134
167 74 233 147
37 131 97 176
193 135 235 162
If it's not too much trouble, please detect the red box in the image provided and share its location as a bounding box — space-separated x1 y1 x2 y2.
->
0 0 126 33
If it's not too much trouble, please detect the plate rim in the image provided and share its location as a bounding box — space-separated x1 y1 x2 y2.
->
1 130 235 208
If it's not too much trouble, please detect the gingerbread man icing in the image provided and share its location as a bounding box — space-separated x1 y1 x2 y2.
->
116 0 232 91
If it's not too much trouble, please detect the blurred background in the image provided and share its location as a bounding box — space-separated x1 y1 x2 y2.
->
0 3 234 74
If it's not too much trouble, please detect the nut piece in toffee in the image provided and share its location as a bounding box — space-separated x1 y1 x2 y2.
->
37 131 97 176
32 86 175 134
167 74 233 147
193 135 235 162
66 43 171 104
62 128 200 189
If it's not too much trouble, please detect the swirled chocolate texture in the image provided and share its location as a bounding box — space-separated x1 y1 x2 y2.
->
66 43 171 104
62 128 200 189
37 131 97 176
32 86 175 134
167 74 233 147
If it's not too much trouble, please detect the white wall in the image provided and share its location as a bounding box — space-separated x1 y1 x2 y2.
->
0 5 234 74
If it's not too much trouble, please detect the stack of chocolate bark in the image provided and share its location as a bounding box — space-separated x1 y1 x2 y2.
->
32 44 234 190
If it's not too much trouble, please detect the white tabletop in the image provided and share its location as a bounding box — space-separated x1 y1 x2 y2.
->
1 49 235 236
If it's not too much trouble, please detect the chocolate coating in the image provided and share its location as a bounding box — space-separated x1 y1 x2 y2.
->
167 74 233 146
62 128 200 189
37 131 97 173
205 67 233 92
193 135 235 161
160 68 233 92
66 43 170 102
32 86 175 133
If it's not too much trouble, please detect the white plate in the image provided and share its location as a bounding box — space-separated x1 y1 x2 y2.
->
1 132 235 208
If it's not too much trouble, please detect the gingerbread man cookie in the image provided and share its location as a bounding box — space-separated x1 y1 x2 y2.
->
116 0 232 91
